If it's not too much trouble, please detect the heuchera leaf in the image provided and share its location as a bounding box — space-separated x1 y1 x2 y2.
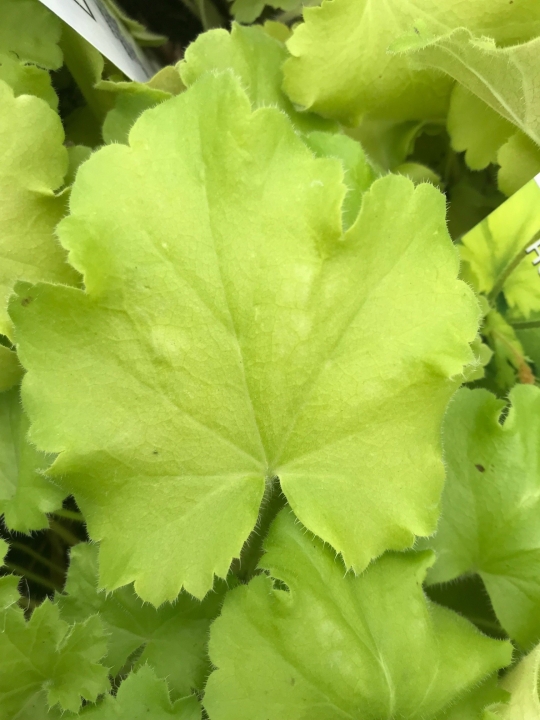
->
425 386 540 650
302 130 377 229
0 0 62 70
0 345 23 392
498 133 540 197
282 0 540 125
82 666 201 720
491 645 540 719
179 23 336 134
459 176 540 317
0 54 58 110
229 0 297 26
447 85 514 171
0 600 109 717
398 28 540 147
11 72 478 605
0 80 79 337
203 509 512 720
0 386 63 532
57 543 226 695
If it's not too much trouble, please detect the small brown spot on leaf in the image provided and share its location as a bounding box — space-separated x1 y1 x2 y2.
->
414 26 420 34
152 450 159 455
291 678 295 686
21 297 32 307
475 464 485 473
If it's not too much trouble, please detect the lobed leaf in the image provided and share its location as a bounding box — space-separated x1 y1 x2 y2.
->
283 0 540 125
10 72 478 605
179 23 336 134
0 600 109 717
82 666 201 719
425 386 540 649
58 543 226 696
0 80 79 338
203 509 512 720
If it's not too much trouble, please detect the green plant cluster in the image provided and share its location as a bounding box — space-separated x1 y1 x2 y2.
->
2 0 540 717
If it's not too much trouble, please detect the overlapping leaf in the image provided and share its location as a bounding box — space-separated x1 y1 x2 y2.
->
283 0 540 125
0 80 79 337
82 666 201 720
0 386 63 532
11 72 478 605
490 645 540 719
204 509 512 720
58 543 226 696
425 386 540 649
0 600 109 718
179 23 335 133
0 0 62 70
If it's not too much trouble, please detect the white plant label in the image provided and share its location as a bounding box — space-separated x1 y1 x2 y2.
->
37 0 156 81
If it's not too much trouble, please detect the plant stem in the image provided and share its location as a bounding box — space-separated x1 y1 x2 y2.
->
51 508 84 523
488 232 540 305
9 542 65 575
510 319 540 330
49 520 81 546
5 563 61 592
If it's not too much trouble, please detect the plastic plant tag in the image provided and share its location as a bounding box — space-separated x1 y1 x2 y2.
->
460 173 540 317
37 0 156 81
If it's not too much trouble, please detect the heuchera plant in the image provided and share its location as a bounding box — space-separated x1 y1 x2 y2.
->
2 0 540 717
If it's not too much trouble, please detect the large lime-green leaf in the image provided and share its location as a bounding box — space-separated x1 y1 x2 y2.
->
0 386 63 532
459 175 540 317
0 0 62 70
0 600 109 718
0 80 79 337
204 509 512 720
179 23 335 134
82 666 201 720
58 543 226 695
398 28 540 147
425 386 540 649
283 0 540 125
11 72 477 605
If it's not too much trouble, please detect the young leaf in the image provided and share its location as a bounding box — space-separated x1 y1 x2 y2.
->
82 666 201 720
0 80 79 337
0 387 63 532
203 509 512 720
179 23 336 134
11 72 478 605
0 0 62 70
0 600 109 717
425 386 540 649
283 0 540 125
57 543 226 695
229 0 298 25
